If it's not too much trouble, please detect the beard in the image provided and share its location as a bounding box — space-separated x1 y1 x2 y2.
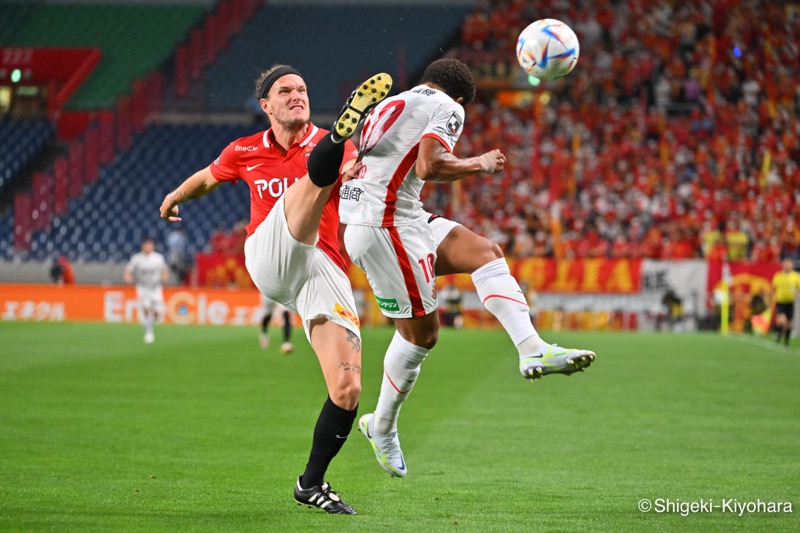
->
276 113 309 132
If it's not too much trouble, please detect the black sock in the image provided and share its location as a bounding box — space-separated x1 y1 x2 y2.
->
307 134 345 187
785 329 791 345
300 396 358 488
261 313 271 334
282 311 292 343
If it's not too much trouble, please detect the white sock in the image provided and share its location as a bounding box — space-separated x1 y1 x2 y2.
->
373 331 429 434
471 258 548 359
142 309 155 334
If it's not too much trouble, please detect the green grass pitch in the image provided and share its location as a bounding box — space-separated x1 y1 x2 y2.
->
1 322 798 532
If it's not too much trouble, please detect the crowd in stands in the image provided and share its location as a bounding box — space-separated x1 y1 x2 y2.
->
431 0 800 261
207 221 247 258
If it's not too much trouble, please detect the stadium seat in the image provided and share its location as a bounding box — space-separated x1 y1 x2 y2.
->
23 123 259 262
0 119 55 197
202 4 471 112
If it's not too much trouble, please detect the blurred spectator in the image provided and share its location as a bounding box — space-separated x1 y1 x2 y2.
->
209 225 241 256
440 282 464 328
659 287 684 331
166 226 189 283
49 255 74 285
724 220 749 261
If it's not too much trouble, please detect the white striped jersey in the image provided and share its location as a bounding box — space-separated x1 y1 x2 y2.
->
338 85 465 227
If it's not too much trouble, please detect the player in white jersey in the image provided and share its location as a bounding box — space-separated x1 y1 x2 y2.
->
259 293 294 353
341 59 596 478
124 237 168 344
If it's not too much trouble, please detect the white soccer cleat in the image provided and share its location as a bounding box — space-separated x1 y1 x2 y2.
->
144 331 155 344
280 341 294 355
358 413 407 478
520 343 595 381
259 332 269 349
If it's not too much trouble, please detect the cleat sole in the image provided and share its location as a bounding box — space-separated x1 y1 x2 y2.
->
520 349 596 380
334 73 393 141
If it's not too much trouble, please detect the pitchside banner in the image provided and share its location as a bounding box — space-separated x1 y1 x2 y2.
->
0 284 263 325
349 258 643 294
706 259 780 298
641 259 708 311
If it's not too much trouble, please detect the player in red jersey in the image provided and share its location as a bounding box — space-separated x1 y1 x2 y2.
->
159 65 392 514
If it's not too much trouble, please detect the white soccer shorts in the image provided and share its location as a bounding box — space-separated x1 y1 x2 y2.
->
135 286 164 312
244 196 360 341
260 293 286 316
344 220 438 319
423 211 462 249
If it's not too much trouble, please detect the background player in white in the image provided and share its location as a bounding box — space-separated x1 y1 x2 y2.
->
124 237 168 344
340 59 595 478
159 66 392 514
259 293 293 353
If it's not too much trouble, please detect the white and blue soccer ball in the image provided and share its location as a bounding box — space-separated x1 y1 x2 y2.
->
516 19 580 81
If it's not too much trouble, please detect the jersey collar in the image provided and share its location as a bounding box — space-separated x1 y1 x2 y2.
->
263 123 319 150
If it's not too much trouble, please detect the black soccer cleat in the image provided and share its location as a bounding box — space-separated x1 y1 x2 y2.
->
331 73 393 143
293 478 357 515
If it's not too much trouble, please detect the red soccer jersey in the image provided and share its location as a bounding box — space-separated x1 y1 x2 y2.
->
209 123 358 272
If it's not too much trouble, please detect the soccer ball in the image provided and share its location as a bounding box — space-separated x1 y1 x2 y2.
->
516 19 580 81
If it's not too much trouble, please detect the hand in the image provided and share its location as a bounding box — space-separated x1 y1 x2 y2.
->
341 161 363 182
477 149 506 174
159 193 182 222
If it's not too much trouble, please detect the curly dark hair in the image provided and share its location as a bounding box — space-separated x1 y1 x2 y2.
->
420 58 476 105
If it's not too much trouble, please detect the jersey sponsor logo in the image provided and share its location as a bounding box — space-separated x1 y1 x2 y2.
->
253 177 301 199
246 163 264 171
446 112 462 136
340 184 363 201
412 87 436 96
334 303 360 328
432 126 452 139
235 145 258 152
375 295 400 312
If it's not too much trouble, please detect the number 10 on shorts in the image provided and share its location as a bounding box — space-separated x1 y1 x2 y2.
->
418 253 435 283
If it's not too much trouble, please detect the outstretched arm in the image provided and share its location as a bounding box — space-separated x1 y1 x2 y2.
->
415 137 505 183
159 166 221 222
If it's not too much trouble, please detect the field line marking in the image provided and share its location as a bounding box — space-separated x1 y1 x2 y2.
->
723 334 800 356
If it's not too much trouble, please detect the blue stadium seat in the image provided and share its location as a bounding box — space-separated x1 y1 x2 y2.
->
25 123 259 261
0 119 55 195
202 4 470 113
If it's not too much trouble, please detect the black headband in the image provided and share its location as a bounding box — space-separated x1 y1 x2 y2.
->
259 66 302 99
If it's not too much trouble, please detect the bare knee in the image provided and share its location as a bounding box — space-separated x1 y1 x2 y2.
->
483 240 504 263
470 237 504 272
394 313 439 350
329 378 361 410
401 327 439 350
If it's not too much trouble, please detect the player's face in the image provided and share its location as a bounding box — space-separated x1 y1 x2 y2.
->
263 74 309 131
142 241 154 254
